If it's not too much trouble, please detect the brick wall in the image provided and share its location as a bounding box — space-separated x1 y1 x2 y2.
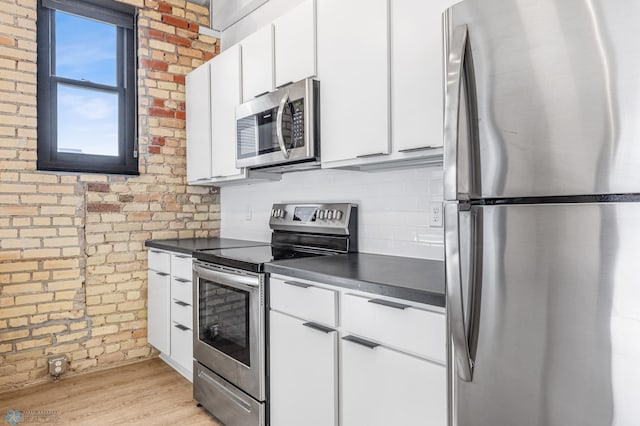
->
0 0 219 390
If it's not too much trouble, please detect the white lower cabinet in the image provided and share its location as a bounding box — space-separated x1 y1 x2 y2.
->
269 273 446 426
341 338 446 426
170 322 193 371
147 248 194 381
269 310 338 426
147 270 170 354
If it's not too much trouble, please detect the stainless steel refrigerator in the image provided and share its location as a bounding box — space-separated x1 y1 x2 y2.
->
443 0 640 425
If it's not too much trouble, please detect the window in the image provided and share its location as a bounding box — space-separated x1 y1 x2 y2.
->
37 0 138 175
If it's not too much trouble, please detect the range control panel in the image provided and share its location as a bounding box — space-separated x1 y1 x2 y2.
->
269 203 357 235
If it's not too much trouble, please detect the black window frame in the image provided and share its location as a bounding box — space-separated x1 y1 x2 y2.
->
37 0 139 175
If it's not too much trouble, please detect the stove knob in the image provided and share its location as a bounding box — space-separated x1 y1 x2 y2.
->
318 210 325 220
279 209 287 219
326 210 334 220
271 209 276 218
334 210 343 220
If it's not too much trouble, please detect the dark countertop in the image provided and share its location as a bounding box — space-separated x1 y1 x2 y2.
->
144 238 267 255
265 253 445 307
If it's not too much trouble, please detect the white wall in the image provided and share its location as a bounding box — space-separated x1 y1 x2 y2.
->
220 165 445 260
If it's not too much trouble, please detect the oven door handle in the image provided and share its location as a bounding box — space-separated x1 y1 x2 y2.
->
276 93 291 159
194 263 260 292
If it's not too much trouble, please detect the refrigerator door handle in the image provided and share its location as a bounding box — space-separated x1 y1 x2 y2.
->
445 202 474 381
444 24 469 201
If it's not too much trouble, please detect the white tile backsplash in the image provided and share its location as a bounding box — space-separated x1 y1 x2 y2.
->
220 165 445 260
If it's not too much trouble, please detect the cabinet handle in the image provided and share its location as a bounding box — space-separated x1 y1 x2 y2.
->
155 272 169 277
174 277 190 283
173 300 191 307
342 335 379 350
276 81 293 89
302 322 336 334
283 280 311 289
367 298 410 310
174 254 190 259
174 323 190 331
356 152 386 159
398 146 433 153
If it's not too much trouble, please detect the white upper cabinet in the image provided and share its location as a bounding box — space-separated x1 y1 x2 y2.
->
317 0 391 164
186 63 212 183
273 0 317 88
391 0 456 152
210 44 244 179
241 25 274 102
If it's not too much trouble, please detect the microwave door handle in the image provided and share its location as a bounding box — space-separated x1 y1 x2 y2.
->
276 93 290 159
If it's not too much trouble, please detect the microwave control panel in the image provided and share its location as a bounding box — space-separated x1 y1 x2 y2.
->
290 99 305 148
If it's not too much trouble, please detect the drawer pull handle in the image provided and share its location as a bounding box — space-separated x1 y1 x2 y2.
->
356 152 386 159
174 323 190 331
283 280 311 289
302 322 336 334
398 146 433 153
155 272 169 277
174 255 190 259
174 278 190 283
173 300 191 307
368 298 410 310
342 335 379 350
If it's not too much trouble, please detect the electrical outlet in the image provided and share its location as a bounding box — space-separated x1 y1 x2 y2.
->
48 355 67 377
244 205 252 221
430 203 443 227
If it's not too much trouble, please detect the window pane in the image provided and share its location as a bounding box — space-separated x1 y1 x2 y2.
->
55 11 117 86
57 84 119 157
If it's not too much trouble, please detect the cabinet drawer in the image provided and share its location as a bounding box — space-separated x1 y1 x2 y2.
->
171 299 193 328
342 293 445 363
171 277 193 305
171 322 193 374
171 254 193 281
148 249 170 274
270 277 337 327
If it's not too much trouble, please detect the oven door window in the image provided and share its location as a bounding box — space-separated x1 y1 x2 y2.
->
198 278 251 367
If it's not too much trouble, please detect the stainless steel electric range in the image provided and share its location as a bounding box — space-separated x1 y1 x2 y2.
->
191 203 358 426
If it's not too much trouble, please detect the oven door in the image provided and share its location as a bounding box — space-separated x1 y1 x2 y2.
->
193 261 265 401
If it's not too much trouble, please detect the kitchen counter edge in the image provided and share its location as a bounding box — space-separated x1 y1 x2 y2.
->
265 254 445 307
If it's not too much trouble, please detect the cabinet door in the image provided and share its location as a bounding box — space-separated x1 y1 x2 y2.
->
270 311 338 426
148 270 171 354
186 63 212 183
341 338 446 426
210 44 244 178
241 25 274 102
170 322 193 375
273 0 316 88
391 0 456 152
317 0 390 163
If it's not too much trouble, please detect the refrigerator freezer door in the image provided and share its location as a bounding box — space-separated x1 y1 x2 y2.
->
444 0 640 200
448 202 640 426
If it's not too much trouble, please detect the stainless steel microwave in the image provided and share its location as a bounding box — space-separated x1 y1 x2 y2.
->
235 78 319 169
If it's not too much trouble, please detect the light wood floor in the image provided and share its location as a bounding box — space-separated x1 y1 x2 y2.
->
0 358 219 425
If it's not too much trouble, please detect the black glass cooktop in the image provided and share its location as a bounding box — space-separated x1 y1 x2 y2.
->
193 245 332 273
